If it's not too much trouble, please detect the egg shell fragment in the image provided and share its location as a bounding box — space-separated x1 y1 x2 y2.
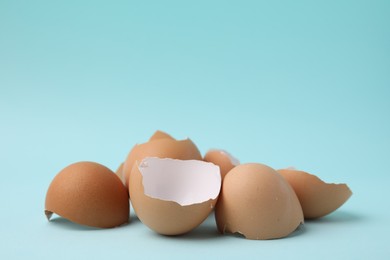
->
149 130 175 141
123 138 202 187
204 149 239 179
277 169 352 219
45 161 130 228
115 162 125 185
129 157 221 235
215 163 303 240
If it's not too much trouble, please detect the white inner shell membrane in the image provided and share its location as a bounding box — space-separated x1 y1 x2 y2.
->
139 157 221 206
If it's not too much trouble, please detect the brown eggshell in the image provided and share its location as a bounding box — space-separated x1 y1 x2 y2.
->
149 130 175 141
129 157 221 235
277 169 352 219
123 138 202 187
215 163 303 240
204 149 239 179
45 161 130 228
115 162 125 185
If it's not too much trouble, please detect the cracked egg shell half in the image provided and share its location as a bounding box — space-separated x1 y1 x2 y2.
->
277 168 352 219
215 163 303 240
45 162 129 228
129 157 221 235
123 132 202 187
204 149 240 180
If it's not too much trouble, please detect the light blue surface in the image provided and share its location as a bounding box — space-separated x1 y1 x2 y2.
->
1 0 389 259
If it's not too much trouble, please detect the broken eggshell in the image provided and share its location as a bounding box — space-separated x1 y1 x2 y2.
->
277 168 352 219
204 149 240 180
123 133 202 187
115 162 126 185
45 161 129 228
129 157 221 235
215 163 303 240
149 130 175 141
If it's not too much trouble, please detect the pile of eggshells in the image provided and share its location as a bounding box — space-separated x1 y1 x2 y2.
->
45 131 352 240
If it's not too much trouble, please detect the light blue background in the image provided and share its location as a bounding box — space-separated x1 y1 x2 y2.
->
1 0 389 259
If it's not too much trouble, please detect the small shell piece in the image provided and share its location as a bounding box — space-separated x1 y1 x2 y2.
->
149 130 175 141
45 161 129 228
277 169 352 219
215 163 303 240
204 149 239 180
129 157 221 235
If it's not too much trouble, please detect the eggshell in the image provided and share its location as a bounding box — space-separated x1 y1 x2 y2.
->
115 162 125 185
149 130 175 141
215 163 303 240
45 161 129 228
277 169 352 219
129 157 221 235
123 138 202 187
204 149 239 179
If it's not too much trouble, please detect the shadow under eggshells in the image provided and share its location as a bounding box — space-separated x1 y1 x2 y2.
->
129 212 141 223
285 223 305 239
220 223 305 240
175 224 221 240
48 215 130 231
305 210 364 224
